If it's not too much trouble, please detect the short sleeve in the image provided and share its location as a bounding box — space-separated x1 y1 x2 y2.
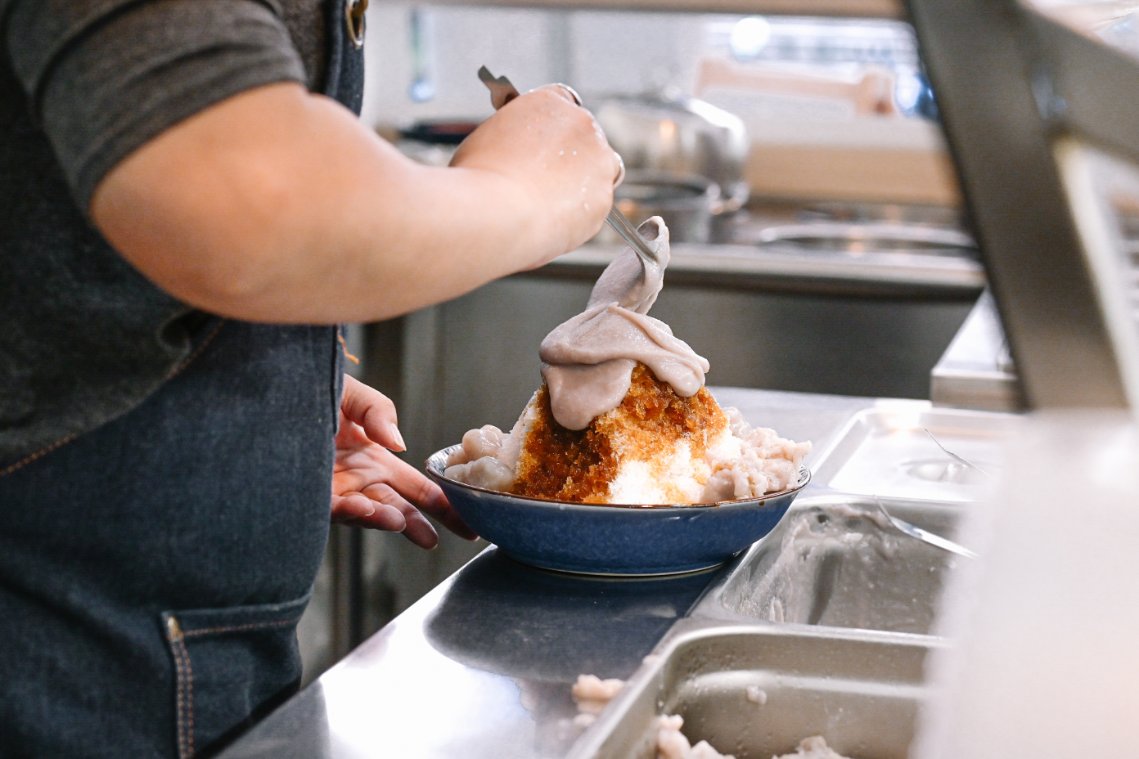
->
2 0 308 210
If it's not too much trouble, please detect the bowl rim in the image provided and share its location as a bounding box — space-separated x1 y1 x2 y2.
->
425 444 811 512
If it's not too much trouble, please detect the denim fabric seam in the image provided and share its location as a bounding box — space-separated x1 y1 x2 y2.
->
0 431 79 479
162 604 308 758
165 617 196 759
0 319 228 480
165 319 228 380
181 618 297 638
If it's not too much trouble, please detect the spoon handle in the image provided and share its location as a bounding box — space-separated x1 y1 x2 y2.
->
605 207 659 265
875 498 978 559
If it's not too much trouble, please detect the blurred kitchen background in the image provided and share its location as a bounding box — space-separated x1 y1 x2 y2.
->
298 0 1139 681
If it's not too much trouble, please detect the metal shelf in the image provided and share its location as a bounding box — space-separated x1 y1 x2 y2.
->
908 0 1139 410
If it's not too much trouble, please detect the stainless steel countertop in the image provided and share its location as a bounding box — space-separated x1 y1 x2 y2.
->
540 236 985 300
218 388 883 759
930 290 1023 412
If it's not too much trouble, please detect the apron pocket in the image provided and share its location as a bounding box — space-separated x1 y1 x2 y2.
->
160 593 310 758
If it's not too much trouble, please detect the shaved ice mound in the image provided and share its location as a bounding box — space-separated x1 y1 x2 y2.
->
444 363 809 506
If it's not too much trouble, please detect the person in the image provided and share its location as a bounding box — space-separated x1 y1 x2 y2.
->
0 0 620 756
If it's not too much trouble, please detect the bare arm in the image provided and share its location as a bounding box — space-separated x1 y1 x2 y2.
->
89 81 618 323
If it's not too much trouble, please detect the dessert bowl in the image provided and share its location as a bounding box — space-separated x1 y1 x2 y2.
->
426 445 811 576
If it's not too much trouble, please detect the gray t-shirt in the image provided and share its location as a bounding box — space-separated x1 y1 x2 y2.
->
0 0 330 467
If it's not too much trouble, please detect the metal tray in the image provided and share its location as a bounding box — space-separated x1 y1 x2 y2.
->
707 495 971 636
809 406 1019 502
560 409 1011 759
569 625 935 759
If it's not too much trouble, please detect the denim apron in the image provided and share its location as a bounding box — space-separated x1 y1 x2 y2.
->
0 2 365 756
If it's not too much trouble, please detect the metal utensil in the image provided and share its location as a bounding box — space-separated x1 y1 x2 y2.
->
598 170 719 244
874 498 978 559
477 65 516 111
476 66 660 266
923 427 992 478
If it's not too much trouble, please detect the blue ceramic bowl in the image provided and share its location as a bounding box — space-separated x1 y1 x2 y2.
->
426 445 810 576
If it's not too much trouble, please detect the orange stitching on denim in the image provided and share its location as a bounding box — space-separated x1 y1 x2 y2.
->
166 319 227 380
0 320 228 480
0 432 78 479
337 329 360 365
161 614 299 757
181 617 299 638
176 640 195 759
166 616 195 759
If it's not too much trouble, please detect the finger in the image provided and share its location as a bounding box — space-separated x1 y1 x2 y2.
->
358 502 415 535
412 480 479 541
613 151 626 187
367 455 478 541
553 82 583 106
333 490 418 536
387 463 477 540
398 507 441 549
360 483 440 548
335 505 414 534
340 375 405 451
530 82 582 107
331 491 375 520
331 492 408 533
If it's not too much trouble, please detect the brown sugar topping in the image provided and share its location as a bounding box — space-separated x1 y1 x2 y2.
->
511 363 727 504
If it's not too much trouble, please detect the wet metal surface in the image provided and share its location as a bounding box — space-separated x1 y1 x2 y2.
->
712 496 966 635
571 626 935 759
218 394 1013 759
566 406 1010 757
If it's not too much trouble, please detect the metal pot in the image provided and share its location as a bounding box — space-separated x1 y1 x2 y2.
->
595 90 750 213
597 171 721 244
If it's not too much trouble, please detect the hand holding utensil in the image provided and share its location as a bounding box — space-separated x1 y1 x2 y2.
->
476 66 660 267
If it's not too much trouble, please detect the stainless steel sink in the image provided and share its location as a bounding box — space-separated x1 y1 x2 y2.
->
569 625 936 759
753 222 978 258
564 495 964 758
558 407 1006 758
709 495 970 636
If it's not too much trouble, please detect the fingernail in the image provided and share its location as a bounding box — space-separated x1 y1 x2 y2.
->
387 423 406 451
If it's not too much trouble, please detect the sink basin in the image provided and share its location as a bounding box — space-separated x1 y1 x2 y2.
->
556 411 1007 759
569 625 935 759
711 495 970 635
754 222 978 258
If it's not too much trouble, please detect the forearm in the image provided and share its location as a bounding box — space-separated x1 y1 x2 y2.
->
90 83 609 323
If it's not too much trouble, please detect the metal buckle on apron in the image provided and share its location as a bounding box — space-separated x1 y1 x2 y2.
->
345 0 368 49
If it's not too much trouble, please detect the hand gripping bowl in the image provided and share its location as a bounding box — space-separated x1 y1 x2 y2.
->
426 446 810 576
